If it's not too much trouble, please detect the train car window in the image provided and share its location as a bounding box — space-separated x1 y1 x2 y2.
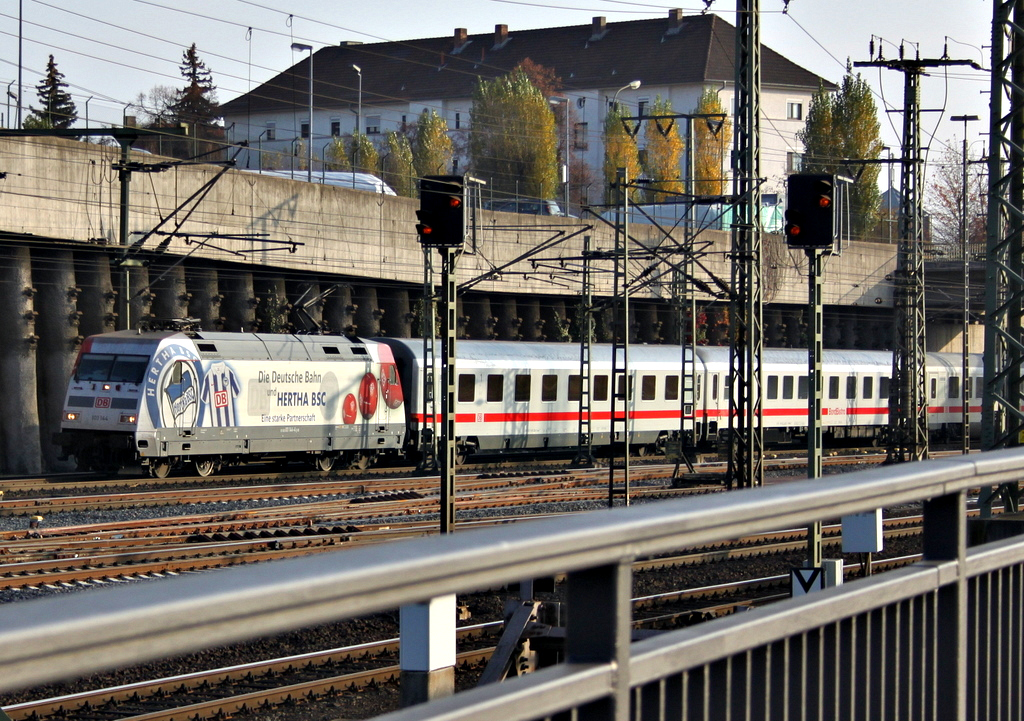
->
458 374 476 403
594 375 609 402
880 377 891 401
846 377 856 400
948 377 960 399
798 376 808 399
542 375 558 402
322 347 340 355
976 377 983 401
766 375 779 400
965 377 971 400
665 375 679 401
828 376 840 400
197 343 217 353
641 375 656 401
930 377 937 400
863 377 874 399
711 374 719 401
515 375 531 402
615 375 634 399
568 375 582 402
783 376 794 399
486 374 503 403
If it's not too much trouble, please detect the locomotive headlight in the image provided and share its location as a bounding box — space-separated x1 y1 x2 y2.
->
102 384 111 391
119 414 137 424
65 412 78 421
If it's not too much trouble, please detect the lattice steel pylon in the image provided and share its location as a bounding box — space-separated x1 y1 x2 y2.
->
854 51 979 464
727 0 764 489
982 0 1024 510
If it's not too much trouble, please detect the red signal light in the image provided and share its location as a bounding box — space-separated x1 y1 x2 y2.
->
448 196 462 209
818 196 831 209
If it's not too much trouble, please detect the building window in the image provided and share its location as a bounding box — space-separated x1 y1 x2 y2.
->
265 122 276 141
637 98 649 118
455 112 461 130
787 102 803 120
787 152 803 174
574 122 589 150
365 115 381 135
330 119 341 136
300 120 310 139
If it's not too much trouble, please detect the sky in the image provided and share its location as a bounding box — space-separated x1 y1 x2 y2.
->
0 0 993 165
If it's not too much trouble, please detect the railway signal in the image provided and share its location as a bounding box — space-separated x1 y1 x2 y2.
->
784 173 835 249
417 175 466 247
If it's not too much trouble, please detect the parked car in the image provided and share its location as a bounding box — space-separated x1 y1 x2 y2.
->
245 169 397 195
483 198 566 216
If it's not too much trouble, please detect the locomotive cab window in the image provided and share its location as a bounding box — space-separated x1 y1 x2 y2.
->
665 375 679 401
458 374 476 403
76 353 149 383
542 374 558 402
514 375 531 402
641 375 656 401
486 374 503 403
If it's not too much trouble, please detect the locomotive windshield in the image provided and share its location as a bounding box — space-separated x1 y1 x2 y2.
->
75 353 150 383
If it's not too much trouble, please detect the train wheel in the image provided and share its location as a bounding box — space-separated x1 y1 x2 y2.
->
315 453 336 472
194 458 217 477
349 451 374 470
150 460 173 478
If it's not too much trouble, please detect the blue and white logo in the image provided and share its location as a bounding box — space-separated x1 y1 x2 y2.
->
144 343 201 429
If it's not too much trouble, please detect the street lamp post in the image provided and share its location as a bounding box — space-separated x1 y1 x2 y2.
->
291 43 313 182
549 96 570 214
351 65 362 136
611 79 641 111
951 113 979 455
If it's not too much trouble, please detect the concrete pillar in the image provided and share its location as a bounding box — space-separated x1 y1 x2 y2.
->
378 287 413 338
287 280 323 333
519 297 544 341
186 266 224 332
254 276 291 333
764 308 785 347
220 271 258 333
148 263 190 321
785 308 805 349
33 249 80 470
634 303 662 344
76 252 118 337
492 296 521 341
123 263 152 331
708 306 729 346
593 305 614 343
400 596 456 707
323 285 357 336
658 303 681 345
0 247 42 473
541 298 570 342
463 295 497 340
353 285 383 337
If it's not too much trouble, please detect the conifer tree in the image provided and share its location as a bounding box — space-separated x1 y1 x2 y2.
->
642 96 685 203
24 55 77 130
797 73 882 239
469 67 557 199
692 87 732 196
412 109 453 178
169 44 219 128
603 104 642 204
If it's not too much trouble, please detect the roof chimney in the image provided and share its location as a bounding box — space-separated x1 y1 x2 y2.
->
494 24 509 49
453 28 468 51
590 16 607 41
666 8 685 35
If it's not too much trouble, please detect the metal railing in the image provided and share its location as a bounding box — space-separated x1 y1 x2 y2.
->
3 449 1024 720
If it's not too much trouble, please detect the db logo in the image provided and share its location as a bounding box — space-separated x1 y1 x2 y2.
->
214 390 228 408
95 397 111 408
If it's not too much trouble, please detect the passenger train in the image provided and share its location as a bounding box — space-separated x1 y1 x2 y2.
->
54 329 983 477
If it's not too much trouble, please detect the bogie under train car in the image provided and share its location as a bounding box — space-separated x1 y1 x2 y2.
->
55 330 984 477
